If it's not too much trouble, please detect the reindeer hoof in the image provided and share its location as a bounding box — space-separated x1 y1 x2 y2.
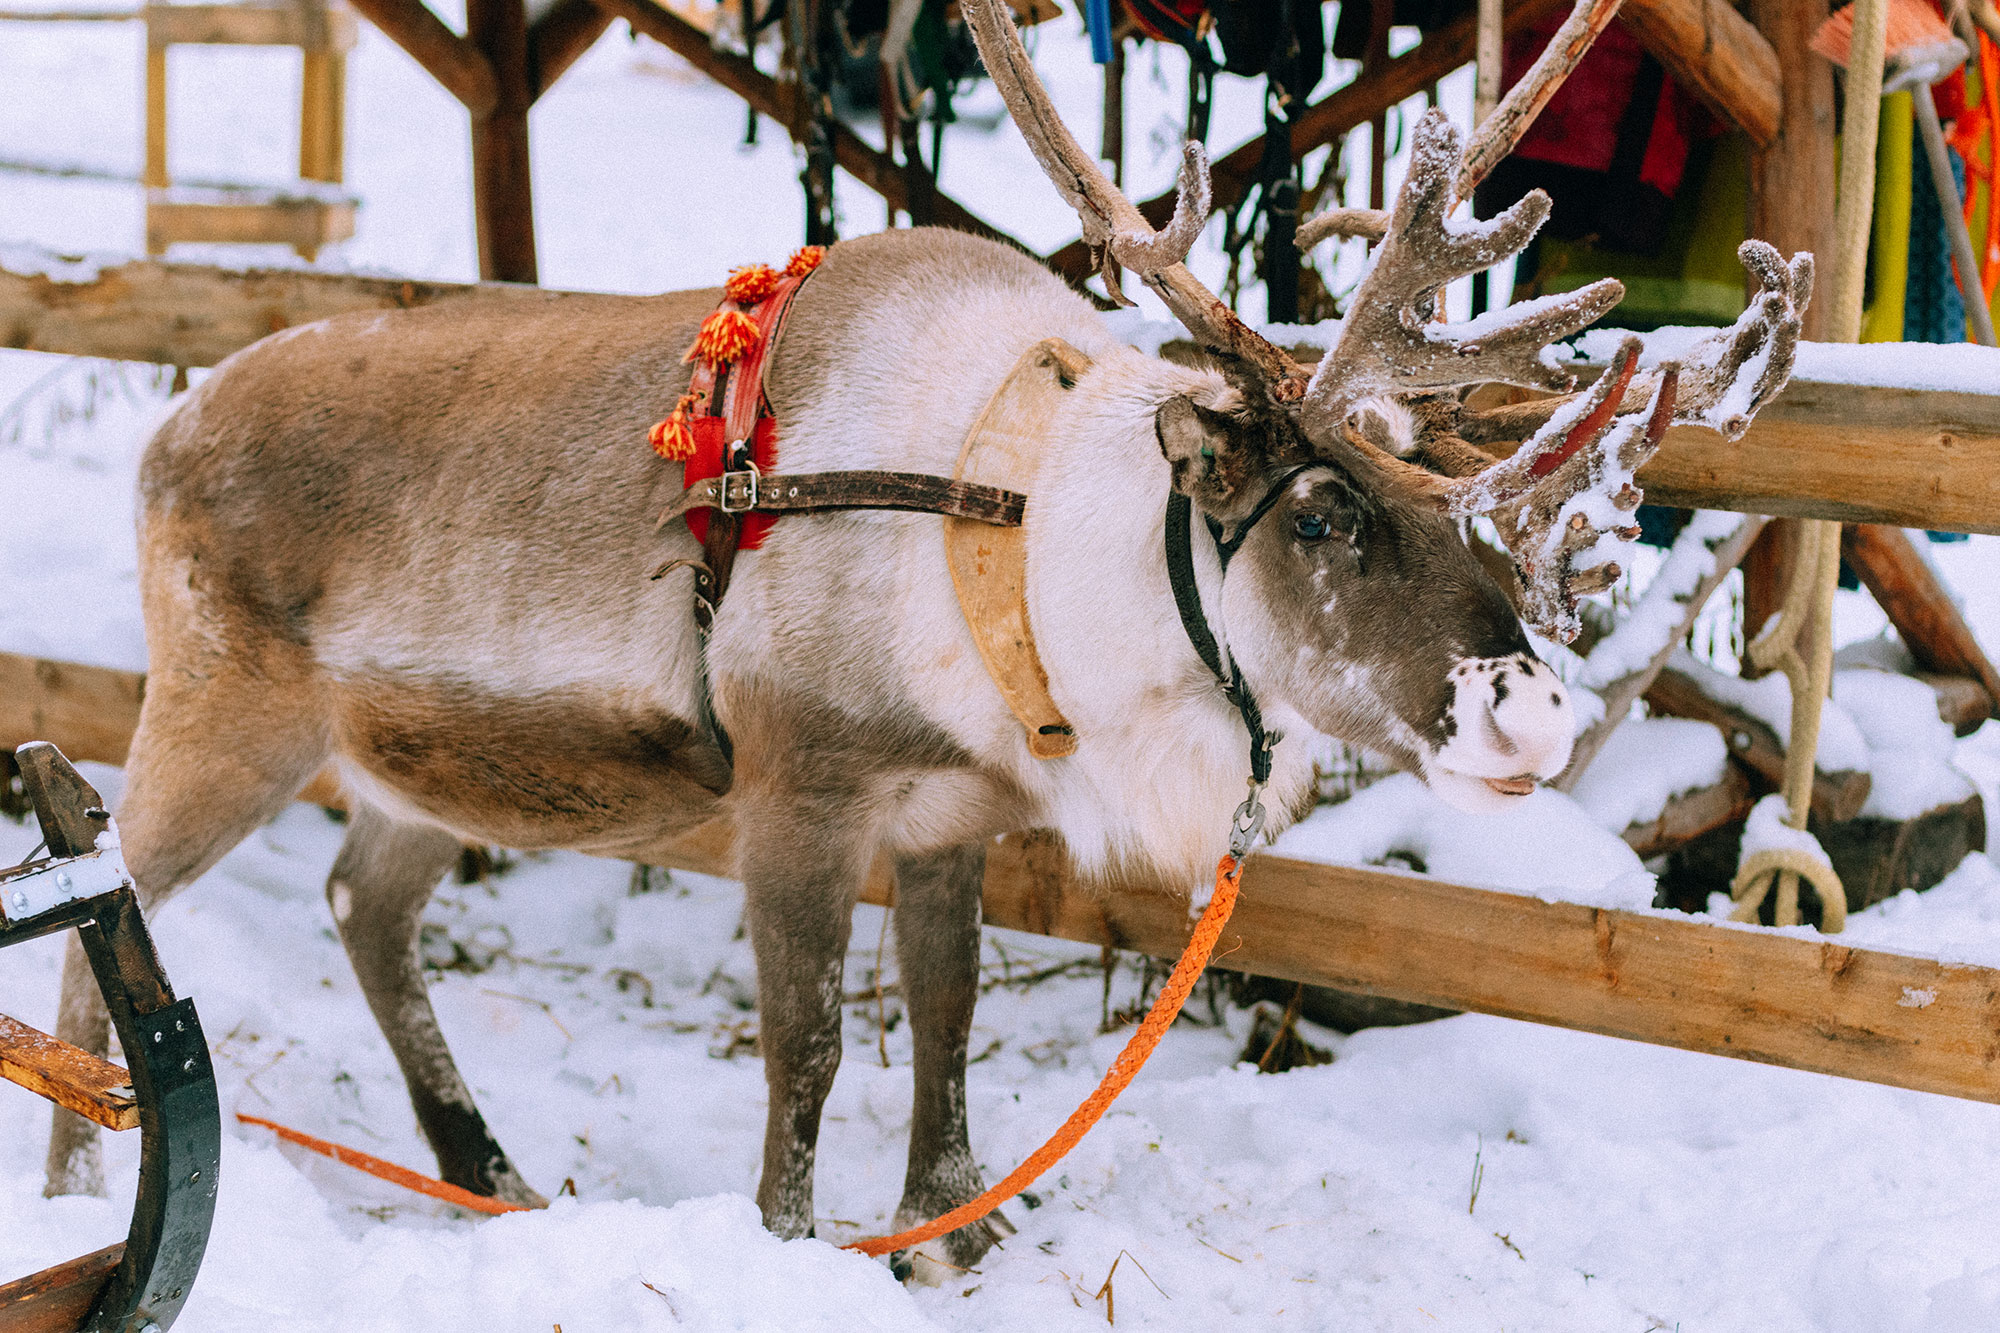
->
886 1207 1013 1282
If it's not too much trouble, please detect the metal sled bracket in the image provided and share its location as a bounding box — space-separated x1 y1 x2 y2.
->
0 742 220 1333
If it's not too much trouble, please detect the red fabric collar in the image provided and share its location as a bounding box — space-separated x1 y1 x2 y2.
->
680 271 812 550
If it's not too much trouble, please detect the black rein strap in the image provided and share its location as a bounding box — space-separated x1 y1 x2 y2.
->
1163 466 1311 788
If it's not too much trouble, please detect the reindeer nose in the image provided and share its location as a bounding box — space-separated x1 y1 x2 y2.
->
1428 654 1576 807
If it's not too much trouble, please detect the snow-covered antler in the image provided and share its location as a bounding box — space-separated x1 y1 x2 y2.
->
959 0 1309 398
1296 113 1810 642
1454 240 1813 449
1300 111 1626 434
1645 240 1812 439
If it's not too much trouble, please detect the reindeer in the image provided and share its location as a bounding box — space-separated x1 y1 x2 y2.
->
42 0 1808 1274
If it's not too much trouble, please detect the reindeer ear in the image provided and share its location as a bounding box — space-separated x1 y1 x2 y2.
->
1156 395 1260 517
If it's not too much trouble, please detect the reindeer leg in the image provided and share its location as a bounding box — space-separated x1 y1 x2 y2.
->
740 809 867 1242
890 842 1009 1278
327 804 545 1207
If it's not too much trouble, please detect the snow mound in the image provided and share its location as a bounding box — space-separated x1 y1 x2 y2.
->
1569 716 1727 835
186 1150 937 1333
1270 773 1656 908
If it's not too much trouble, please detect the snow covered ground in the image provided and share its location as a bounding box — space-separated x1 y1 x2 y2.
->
7 7 2000 1331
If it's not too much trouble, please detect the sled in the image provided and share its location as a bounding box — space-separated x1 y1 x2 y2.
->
0 743 219 1333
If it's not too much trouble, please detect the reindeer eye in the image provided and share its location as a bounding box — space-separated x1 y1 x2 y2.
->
1294 512 1333 542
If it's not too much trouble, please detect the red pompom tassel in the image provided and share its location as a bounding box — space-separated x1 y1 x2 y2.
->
724 263 782 306
649 391 702 460
785 245 827 279
684 309 760 367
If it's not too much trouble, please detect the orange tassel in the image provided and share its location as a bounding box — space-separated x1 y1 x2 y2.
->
724 263 782 305
649 391 702 460
785 245 827 279
683 310 759 367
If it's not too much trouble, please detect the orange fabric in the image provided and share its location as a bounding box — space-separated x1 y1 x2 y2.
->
685 310 760 367
650 389 705 461
845 853 1248 1259
785 245 826 278
725 263 782 305
237 1113 530 1217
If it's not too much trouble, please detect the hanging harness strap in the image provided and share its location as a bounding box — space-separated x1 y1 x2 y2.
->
1162 466 1309 786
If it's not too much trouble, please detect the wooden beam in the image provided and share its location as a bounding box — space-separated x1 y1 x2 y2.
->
345 0 498 115
528 0 613 100
0 249 592 367
844 834 2000 1106
557 810 2000 1106
0 1013 139 1133
1619 0 1781 148
590 0 1019 248
1921 673 1994 735
141 0 357 49
466 0 537 283
1746 0 1835 340
1621 763 1754 859
1048 0 1572 281
1842 524 2000 717
11 252 2000 537
1637 377 2000 534
0 1244 125 1333
0 654 144 768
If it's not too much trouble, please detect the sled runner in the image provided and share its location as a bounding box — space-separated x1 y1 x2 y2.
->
0 743 219 1333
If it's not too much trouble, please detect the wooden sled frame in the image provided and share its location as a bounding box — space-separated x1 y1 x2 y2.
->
0 744 220 1333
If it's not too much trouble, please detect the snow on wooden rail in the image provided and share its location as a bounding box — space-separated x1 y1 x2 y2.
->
9 649 1999 1107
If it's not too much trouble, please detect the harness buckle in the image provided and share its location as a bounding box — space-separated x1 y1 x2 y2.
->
1228 783 1267 860
718 459 761 513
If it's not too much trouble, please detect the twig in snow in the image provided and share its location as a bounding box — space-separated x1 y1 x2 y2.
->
1092 1249 1168 1324
640 1279 683 1318
240 1047 292 1105
480 988 573 1042
1186 1228 1242 1263
1468 1135 1485 1215
1495 1231 1525 1260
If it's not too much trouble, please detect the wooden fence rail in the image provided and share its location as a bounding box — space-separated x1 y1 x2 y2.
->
8 649 1999 1106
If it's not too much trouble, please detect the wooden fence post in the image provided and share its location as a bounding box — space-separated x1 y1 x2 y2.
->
1743 0 1837 654
466 0 538 283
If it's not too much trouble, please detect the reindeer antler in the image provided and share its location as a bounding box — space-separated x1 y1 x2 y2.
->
1300 111 1625 431
959 0 1310 398
963 0 1804 644
1454 240 1814 450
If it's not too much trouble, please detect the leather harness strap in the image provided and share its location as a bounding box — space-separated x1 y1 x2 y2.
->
1162 464 1312 787
659 470 1026 529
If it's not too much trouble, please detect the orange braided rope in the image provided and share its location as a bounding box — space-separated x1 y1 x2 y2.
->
237 1112 530 1217
845 851 1247 1258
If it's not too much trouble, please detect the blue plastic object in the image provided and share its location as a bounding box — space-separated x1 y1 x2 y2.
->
1086 0 1114 64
